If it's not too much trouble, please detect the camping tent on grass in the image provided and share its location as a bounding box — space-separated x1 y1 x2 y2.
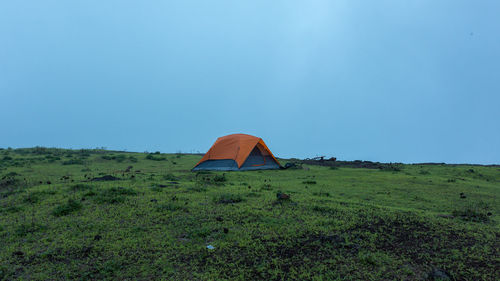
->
192 134 281 171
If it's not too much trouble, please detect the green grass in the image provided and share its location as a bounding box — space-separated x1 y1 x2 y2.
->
0 147 498 280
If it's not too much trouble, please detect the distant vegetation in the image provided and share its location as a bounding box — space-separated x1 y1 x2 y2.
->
0 147 498 280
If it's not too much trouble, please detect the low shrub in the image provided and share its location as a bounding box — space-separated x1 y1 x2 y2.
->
145 154 166 161
71 184 93 191
379 164 402 172
214 193 244 204
163 173 178 181
452 202 491 222
15 223 46 237
213 174 227 182
313 191 330 197
23 193 40 204
94 187 137 204
156 203 187 212
62 159 84 165
52 198 83 217
303 180 317 184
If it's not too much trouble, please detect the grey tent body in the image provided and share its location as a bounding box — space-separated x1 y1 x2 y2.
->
193 146 281 171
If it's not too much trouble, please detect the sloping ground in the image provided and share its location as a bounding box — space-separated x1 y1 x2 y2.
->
0 148 498 280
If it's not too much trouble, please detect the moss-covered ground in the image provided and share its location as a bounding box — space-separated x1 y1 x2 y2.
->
0 148 498 280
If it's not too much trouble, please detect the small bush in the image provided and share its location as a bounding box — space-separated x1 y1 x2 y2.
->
156 203 186 212
94 187 137 204
114 155 127 162
313 191 330 197
52 198 83 217
214 193 243 204
101 154 133 163
62 159 84 165
358 251 390 266
213 174 227 182
145 154 166 161
197 174 226 186
15 223 46 237
84 190 97 197
311 205 340 215
452 202 490 222
163 173 178 181
23 193 40 204
379 164 402 172
71 184 93 191
303 180 317 184
261 184 272 190
0 172 20 187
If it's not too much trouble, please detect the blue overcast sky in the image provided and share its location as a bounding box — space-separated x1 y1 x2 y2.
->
1 1 499 164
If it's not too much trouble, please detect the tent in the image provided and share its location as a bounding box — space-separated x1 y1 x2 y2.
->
192 134 282 171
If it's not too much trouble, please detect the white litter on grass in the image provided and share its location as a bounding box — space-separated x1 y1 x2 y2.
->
206 245 215 250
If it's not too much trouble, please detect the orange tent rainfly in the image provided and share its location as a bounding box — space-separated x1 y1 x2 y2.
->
192 134 282 171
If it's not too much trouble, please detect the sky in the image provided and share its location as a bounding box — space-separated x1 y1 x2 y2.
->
1 1 499 164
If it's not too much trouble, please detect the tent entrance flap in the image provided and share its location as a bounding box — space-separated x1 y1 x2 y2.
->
243 146 266 167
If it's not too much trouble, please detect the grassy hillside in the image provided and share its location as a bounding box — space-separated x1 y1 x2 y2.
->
0 148 498 280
